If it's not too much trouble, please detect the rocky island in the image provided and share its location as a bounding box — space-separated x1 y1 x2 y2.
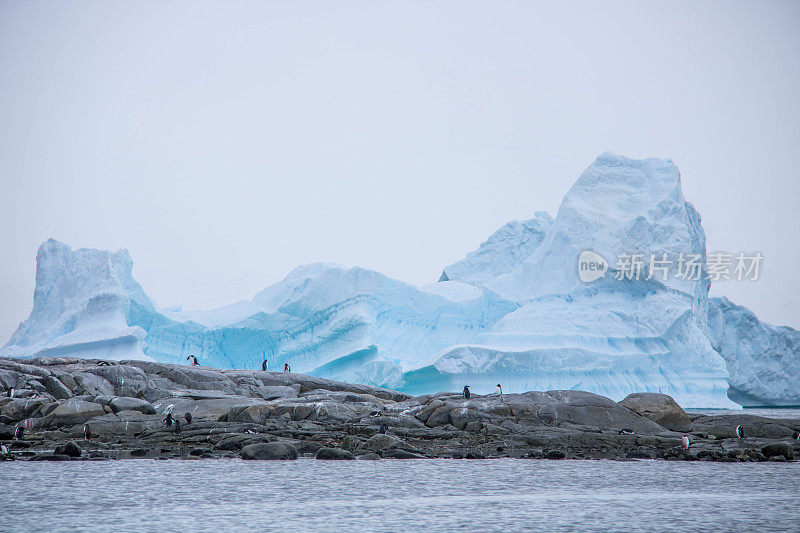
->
1 357 797 463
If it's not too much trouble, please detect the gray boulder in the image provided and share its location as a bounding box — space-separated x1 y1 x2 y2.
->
240 442 298 460
43 376 73 400
761 442 794 460
381 449 426 459
44 399 107 425
619 393 693 432
54 441 82 458
108 397 156 415
1 398 52 422
86 365 148 397
359 434 408 452
73 373 115 396
316 447 355 460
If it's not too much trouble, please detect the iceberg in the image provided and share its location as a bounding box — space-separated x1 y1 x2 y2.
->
3 153 797 407
708 297 800 406
410 153 737 408
438 212 552 287
2 239 153 361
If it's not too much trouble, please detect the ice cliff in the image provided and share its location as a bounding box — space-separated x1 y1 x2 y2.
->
2 240 153 361
3 153 797 407
708 297 800 406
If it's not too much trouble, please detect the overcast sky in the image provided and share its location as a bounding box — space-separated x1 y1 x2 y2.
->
1 0 799 343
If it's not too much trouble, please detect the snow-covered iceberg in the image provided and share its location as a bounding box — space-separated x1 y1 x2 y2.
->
409 153 737 408
438 212 552 287
708 297 800 406
3 152 797 407
2 239 153 361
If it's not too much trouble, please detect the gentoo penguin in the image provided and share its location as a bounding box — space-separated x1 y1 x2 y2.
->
14 426 24 440
262 359 268 371
83 424 92 441
495 383 504 401
164 412 173 427
378 423 388 434
97 360 111 367
681 435 690 450
735 425 745 439
618 428 635 435
174 419 182 435
463 385 470 399
184 412 192 425
186 355 199 366
284 363 291 372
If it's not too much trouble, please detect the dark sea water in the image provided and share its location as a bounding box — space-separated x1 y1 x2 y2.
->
2 458 799 532
686 407 800 420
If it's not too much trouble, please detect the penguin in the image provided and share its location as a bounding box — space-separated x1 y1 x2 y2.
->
495 383 504 401
463 385 470 399
283 363 291 372
8 387 13 398
14 426 24 440
245 429 257 435
186 355 199 366
174 419 182 435
618 428 635 435
262 359 268 371
83 424 92 441
97 360 111 367
378 423 388 434
681 435 690 450
368 410 381 417
735 425 745 439
184 412 192 425
793 430 799 440
164 412 173 427
0 444 8 455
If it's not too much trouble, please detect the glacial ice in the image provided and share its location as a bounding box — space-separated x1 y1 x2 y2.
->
3 152 798 407
708 297 800 406
408 153 736 408
438 212 552 287
2 240 153 362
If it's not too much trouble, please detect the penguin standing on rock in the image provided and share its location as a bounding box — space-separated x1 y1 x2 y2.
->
463 385 470 399
735 425 745 439
174 419 182 435
681 435 690 450
284 363 291 372
14 426 24 440
1 444 8 455
186 355 199 366
164 412 173 427
184 412 192 425
262 359 268 371
8 387 13 398
83 424 92 441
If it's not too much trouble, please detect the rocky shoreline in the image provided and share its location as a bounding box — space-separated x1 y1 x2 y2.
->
1 357 798 463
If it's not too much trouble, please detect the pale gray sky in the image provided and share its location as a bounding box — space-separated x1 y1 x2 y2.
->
1 0 799 343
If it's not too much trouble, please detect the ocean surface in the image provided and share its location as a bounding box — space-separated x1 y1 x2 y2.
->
686 407 800 419
2 458 799 532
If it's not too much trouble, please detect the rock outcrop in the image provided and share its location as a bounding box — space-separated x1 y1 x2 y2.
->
1 357 798 463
